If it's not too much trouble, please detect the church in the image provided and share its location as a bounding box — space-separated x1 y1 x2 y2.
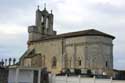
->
19 6 115 76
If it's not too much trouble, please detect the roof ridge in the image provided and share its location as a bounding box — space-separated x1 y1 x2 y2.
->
29 29 115 43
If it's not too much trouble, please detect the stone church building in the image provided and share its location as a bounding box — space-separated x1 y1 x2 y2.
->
19 7 115 76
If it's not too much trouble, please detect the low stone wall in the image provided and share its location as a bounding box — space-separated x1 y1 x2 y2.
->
8 67 125 83
49 74 125 83
0 68 8 83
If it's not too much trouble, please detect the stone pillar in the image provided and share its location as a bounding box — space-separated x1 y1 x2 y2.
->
110 45 113 69
48 13 54 34
84 43 88 69
38 69 41 83
15 68 19 83
73 45 76 69
35 8 41 29
61 39 65 70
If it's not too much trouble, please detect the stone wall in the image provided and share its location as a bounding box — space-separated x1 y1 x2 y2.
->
29 39 63 74
0 68 8 83
64 36 113 75
22 35 113 76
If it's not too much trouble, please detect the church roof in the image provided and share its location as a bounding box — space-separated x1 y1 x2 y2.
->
19 48 35 60
29 29 115 42
57 29 115 39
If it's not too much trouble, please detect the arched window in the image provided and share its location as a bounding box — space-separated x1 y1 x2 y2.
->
52 56 57 68
78 60 81 66
78 57 82 66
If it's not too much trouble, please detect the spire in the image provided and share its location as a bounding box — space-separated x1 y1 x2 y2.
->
37 5 40 10
51 10 53 14
44 3 46 10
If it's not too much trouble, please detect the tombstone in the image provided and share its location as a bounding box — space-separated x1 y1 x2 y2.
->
9 58 12 66
65 68 71 76
74 68 81 75
0 59 4 68
87 69 93 77
5 59 7 66
1 59 4 67
13 58 16 65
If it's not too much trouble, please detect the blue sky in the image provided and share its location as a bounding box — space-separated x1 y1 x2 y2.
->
0 0 125 70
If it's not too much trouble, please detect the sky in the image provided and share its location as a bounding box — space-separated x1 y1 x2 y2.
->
0 0 125 70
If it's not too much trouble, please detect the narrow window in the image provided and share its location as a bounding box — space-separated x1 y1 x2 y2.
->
52 56 57 68
69 58 72 68
106 61 108 67
78 60 81 66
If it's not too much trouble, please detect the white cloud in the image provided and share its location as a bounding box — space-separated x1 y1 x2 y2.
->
0 24 26 35
0 23 28 59
0 23 28 41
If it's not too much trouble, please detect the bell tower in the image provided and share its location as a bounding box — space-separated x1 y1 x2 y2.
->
28 5 57 42
35 5 56 35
